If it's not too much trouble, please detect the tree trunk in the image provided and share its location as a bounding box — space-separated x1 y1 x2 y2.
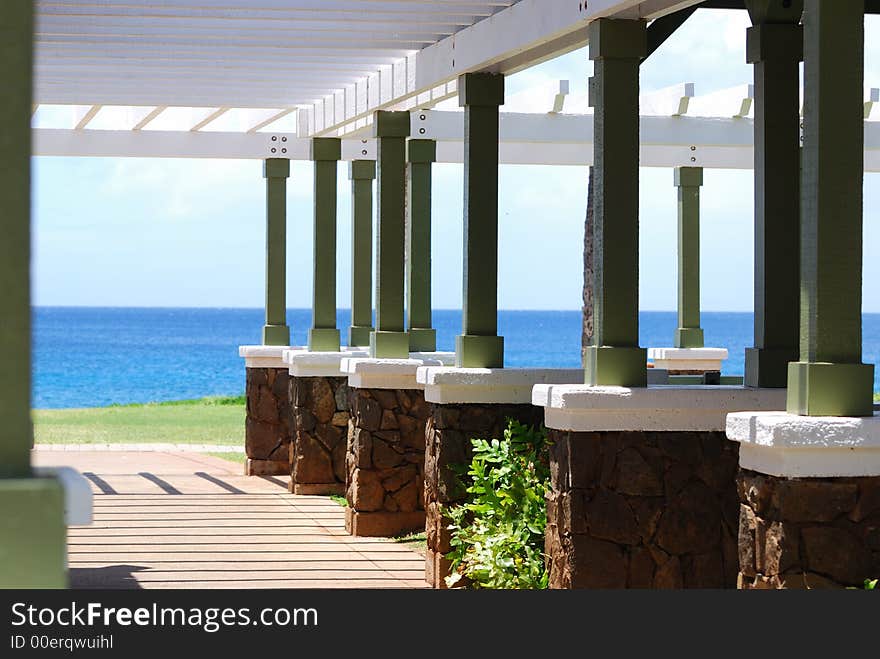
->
582 166 594 368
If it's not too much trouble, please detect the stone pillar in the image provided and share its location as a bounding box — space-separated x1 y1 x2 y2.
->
546 429 739 588
240 347 293 476
727 6 878 591
371 111 411 358
417 367 583 588
0 0 67 588
585 18 648 387
534 386 787 589
286 351 367 495
241 158 294 476
728 412 880 589
456 73 505 368
262 158 291 346
787 0 873 416
743 1 803 389
348 160 376 347
406 139 437 352
342 360 440 536
309 138 341 352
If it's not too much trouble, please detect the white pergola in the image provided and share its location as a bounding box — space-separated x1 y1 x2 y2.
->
29 1 880 169
20 2 733 162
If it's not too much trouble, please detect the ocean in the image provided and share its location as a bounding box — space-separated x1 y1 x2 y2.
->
32 307 880 409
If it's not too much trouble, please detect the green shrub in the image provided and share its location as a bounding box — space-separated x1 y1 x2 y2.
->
445 420 550 589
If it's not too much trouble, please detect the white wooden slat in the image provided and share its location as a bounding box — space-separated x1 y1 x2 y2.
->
356 81 368 116
189 107 228 132
35 0 708 136
297 108 314 139
33 109 880 172
639 82 695 117
335 91 346 129
345 87 356 122
131 106 166 131
865 88 880 120
393 60 408 99
504 79 570 114
313 99 326 134
379 66 393 105
245 109 294 134
73 104 102 130
687 84 754 119
367 73 380 111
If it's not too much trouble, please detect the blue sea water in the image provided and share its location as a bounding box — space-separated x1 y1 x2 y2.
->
32 307 880 409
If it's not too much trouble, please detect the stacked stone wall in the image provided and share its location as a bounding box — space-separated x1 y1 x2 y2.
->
545 429 740 589
245 367 291 476
345 388 431 536
289 375 349 495
737 469 880 589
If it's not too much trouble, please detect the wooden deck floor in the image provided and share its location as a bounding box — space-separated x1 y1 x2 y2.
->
33 450 428 589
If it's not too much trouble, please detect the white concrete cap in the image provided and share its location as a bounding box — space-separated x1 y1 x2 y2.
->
533 384 786 432
408 351 457 364
647 347 729 360
33 466 93 526
285 350 370 377
416 367 584 404
727 411 880 477
343 353 455 390
239 344 306 368
648 347 728 372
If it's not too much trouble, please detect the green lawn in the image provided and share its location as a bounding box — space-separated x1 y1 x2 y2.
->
33 396 245 445
393 531 427 556
206 451 247 464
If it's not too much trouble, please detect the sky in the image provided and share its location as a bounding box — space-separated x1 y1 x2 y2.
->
31 10 880 312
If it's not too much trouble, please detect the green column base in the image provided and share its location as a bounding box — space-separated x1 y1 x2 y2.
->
408 328 437 352
308 328 341 352
455 334 504 368
786 361 875 416
585 346 648 387
370 330 410 358
674 327 705 349
348 326 374 348
0 478 67 588
744 347 798 388
263 324 290 347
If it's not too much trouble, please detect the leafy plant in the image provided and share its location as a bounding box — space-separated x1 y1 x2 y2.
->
445 420 550 589
865 578 878 590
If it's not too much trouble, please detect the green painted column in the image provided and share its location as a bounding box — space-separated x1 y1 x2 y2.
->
371 111 411 358
787 0 873 416
456 73 505 368
1 1 33 480
674 167 704 349
348 160 376 347
0 0 66 589
262 158 290 346
744 1 803 389
407 139 437 352
309 138 341 351
585 18 648 386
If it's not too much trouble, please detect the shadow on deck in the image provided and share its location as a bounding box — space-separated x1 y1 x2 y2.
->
34 450 427 590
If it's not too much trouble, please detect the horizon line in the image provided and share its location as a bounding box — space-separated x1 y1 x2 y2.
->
31 304 763 314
